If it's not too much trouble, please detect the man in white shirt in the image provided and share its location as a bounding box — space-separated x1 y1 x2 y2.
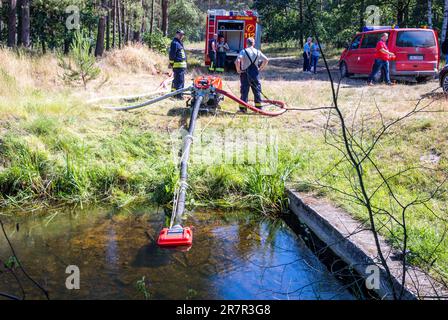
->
235 37 269 112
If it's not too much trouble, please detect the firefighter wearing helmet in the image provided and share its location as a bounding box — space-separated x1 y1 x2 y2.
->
169 30 187 99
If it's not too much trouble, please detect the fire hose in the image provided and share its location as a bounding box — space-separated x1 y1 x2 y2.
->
104 75 290 249
215 88 287 117
157 93 204 248
103 87 192 111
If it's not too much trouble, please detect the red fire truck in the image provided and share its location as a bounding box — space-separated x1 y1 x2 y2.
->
204 9 262 68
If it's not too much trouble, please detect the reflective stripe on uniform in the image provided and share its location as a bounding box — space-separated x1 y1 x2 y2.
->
173 62 187 68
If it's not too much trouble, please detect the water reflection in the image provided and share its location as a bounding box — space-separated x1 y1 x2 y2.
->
105 225 119 272
0 207 354 300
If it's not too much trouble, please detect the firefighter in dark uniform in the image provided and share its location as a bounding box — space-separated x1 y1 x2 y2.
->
235 37 269 112
169 30 187 99
208 33 218 72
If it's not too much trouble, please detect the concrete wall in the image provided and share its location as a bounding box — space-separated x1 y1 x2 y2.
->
287 189 447 300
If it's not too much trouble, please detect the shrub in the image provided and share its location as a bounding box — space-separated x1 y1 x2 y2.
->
143 30 171 55
58 31 100 89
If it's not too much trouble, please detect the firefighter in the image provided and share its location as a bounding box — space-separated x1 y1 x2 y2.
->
169 30 187 99
235 37 269 112
216 35 229 73
208 33 218 72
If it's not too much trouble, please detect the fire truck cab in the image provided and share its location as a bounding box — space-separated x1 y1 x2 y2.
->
205 9 262 69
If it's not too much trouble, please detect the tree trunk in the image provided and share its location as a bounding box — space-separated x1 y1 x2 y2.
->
7 0 17 47
106 9 110 51
442 0 448 42
396 0 407 26
140 0 147 43
20 0 30 48
0 1 3 43
17 0 22 46
299 0 303 48
427 0 433 29
117 0 122 48
161 0 168 36
64 34 70 54
95 3 107 57
112 0 116 48
150 0 155 35
359 0 365 32
149 0 155 47
122 3 127 45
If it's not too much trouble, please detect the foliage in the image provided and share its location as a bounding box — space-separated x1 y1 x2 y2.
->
58 31 100 89
168 0 205 42
2 0 447 52
143 30 171 54
254 0 448 47
135 276 151 300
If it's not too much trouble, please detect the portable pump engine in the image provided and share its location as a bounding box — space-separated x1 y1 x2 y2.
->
187 76 224 113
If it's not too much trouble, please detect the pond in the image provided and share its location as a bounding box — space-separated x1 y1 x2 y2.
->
0 207 354 300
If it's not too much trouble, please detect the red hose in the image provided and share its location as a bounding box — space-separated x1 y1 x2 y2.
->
215 88 287 117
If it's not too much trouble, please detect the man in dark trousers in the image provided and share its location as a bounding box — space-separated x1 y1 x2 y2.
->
235 37 269 112
367 33 395 86
208 33 218 72
169 30 187 99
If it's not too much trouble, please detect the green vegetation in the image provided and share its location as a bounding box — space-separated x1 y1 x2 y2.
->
168 0 205 42
143 31 171 54
0 33 447 287
0 110 300 215
135 276 151 300
58 31 101 89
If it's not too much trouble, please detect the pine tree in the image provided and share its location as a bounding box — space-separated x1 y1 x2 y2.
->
58 31 101 89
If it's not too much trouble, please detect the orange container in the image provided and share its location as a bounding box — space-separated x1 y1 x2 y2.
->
157 226 193 247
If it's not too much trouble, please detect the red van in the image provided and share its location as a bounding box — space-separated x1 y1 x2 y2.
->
339 27 439 82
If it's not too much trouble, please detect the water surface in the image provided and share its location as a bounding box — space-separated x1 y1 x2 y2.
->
0 207 354 300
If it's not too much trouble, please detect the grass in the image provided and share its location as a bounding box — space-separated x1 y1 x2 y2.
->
0 43 448 284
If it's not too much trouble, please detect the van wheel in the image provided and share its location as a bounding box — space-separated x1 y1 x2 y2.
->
442 73 448 93
340 62 350 78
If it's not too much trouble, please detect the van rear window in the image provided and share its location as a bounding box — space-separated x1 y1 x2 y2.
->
396 31 436 48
